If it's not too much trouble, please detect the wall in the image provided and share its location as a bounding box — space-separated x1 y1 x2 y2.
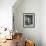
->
41 0 46 46
0 0 16 30
13 0 41 46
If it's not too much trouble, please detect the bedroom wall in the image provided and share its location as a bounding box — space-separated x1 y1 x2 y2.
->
40 0 46 46
13 0 41 46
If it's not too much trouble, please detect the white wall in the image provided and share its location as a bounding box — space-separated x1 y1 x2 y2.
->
41 0 46 46
13 0 41 46
0 0 16 30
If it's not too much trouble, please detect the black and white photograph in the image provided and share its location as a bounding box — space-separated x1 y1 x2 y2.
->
23 13 35 28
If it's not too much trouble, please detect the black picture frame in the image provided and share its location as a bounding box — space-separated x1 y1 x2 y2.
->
23 13 35 28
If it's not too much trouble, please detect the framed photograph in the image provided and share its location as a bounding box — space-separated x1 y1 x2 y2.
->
23 13 35 28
